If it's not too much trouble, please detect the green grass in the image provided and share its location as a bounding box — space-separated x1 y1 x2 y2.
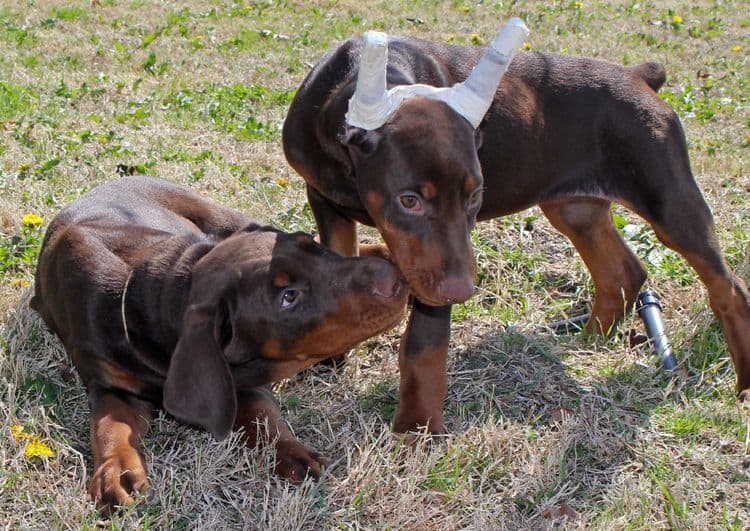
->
0 223 44 276
358 379 399 423
0 82 37 122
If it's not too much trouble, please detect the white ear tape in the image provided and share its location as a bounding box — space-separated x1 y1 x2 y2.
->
346 18 529 130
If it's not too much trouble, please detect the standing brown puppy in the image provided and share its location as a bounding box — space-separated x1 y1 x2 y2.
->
282 19 750 434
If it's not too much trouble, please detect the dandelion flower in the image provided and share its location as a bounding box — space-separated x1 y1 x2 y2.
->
446 34 455 43
11 424 28 440
470 33 482 45
672 15 683 24
277 178 289 188
25 437 55 459
732 45 741 52
21 213 44 228
522 42 532 51
11 279 32 288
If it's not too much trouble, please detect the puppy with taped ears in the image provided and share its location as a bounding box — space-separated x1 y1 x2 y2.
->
283 17 750 435
31 176 408 512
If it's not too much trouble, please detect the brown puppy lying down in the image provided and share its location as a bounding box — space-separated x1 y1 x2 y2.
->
31 176 407 512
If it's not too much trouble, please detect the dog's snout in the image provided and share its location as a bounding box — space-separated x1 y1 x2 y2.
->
373 276 403 298
436 276 474 304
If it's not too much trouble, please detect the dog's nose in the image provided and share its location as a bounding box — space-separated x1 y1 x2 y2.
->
369 262 405 298
437 276 474 304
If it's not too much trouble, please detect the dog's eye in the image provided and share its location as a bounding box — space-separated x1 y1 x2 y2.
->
280 289 301 310
468 189 483 210
398 194 423 213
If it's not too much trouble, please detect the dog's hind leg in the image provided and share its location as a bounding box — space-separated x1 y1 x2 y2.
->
606 106 750 394
637 184 750 394
541 197 648 334
235 387 329 483
87 391 152 513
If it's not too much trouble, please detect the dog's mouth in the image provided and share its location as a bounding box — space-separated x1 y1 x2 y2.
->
397 267 470 307
355 292 409 334
384 241 475 306
409 288 453 307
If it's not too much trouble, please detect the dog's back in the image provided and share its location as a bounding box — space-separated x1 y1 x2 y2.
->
31 177 248 349
40 176 247 247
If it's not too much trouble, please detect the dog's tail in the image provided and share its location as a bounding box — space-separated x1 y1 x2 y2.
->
632 61 666 92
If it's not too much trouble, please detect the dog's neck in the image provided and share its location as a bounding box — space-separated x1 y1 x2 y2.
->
121 269 135 344
121 237 215 370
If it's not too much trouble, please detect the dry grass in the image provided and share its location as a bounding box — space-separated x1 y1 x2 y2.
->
1 0 749 528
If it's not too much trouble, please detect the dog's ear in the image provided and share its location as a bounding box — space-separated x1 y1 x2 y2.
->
340 125 381 156
474 126 484 151
163 302 237 440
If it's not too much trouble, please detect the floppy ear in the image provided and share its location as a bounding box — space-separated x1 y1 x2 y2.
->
163 303 237 440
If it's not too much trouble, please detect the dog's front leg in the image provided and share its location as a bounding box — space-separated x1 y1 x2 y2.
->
235 387 328 483
88 391 152 513
307 184 359 257
393 300 451 434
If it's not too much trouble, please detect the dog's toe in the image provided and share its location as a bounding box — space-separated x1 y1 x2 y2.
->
88 457 149 514
274 440 328 483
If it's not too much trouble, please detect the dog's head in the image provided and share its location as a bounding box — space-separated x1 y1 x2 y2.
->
340 20 527 306
163 226 407 439
343 98 483 306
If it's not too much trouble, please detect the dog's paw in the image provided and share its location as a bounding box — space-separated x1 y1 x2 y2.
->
88 456 149 514
393 411 446 436
274 439 330 483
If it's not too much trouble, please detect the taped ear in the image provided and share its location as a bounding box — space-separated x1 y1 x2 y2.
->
163 303 237 440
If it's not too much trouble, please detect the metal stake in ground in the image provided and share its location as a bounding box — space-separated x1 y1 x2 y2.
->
636 290 678 371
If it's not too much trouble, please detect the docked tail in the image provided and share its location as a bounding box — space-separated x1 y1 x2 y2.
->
632 61 666 91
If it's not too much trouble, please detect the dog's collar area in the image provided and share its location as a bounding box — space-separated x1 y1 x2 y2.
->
121 269 134 344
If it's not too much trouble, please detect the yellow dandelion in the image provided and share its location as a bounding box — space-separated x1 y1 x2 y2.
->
17 163 31 172
672 15 683 24
97 136 109 145
732 45 741 52
522 42 532 51
11 279 32 289
11 424 28 440
21 213 44 228
446 34 455 43
276 177 289 188
470 33 482 45
24 437 55 460
574 1 583 8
